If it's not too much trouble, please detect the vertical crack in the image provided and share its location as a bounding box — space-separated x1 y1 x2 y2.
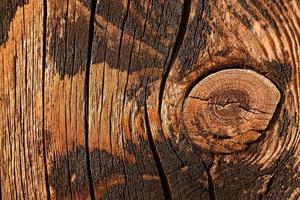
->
205 166 216 200
144 79 172 200
143 0 193 199
84 0 97 199
158 0 192 116
42 0 51 199
146 0 192 199
199 155 216 200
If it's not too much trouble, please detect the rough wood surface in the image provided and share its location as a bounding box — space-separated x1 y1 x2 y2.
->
183 69 281 153
0 0 299 199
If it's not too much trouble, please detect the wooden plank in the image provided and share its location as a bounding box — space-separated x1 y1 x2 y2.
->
0 0 300 199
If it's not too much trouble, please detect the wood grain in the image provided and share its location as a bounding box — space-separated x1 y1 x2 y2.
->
0 0 299 199
182 69 281 153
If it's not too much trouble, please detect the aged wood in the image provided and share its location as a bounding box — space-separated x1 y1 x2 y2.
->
0 0 300 199
183 69 281 153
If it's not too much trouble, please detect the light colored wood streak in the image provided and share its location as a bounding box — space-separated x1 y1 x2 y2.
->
0 0 47 199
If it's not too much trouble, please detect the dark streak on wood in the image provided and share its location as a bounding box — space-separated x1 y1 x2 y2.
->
51 0 186 78
158 0 192 117
49 146 90 199
48 9 90 78
237 0 260 21
213 158 300 200
278 109 290 137
155 135 211 199
126 77 158 107
228 5 253 30
264 60 292 87
260 161 300 199
178 1 210 78
249 0 280 33
49 138 164 199
0 0 28 45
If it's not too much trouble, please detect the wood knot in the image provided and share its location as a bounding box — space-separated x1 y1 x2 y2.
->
182 69 281 153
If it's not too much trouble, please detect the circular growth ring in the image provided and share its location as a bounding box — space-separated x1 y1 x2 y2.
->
182 69 281 153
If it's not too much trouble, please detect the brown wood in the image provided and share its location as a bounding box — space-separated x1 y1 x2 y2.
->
183 69 281 153
0 0 299 199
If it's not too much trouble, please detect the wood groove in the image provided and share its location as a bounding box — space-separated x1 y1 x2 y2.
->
158 0 192 118
144 81 172 200
84 0 98 199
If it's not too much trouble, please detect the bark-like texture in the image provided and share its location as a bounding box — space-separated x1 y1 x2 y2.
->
0 0 299 199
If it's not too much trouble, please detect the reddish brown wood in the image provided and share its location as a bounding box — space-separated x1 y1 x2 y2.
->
0 0 300 199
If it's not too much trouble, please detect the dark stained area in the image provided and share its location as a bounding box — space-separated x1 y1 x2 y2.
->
0 0 28 45
278 109 290 137
54 133 300 200
264 60 292 89
260 161 300 199
228 5 253 30
48 10 90 78
49 137 164 199
49 136 215 199
178 1 210 79
50 0 213 78
49 146 90 198
155 136 211 199
50 0 185 78
214 158 300 200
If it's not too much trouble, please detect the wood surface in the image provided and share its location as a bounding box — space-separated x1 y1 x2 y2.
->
0 0 299 199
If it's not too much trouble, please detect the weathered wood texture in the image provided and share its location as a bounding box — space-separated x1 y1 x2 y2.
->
0 0 300 199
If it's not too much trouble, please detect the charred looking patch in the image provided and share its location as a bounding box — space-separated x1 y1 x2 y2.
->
125 75 160 108
0 0 28 45
48 13 90 78
237 0 280 33
228 5 253 30
49 136 212 199
178 2 212 79
264 60 292 91
84 0 181 55
154 135 211 199
49 137 163 199
249 0 280 33
260 162 300 199
48 0 181 77
101 136 213 199
214 158 300 200
51 0 210 78
214 159 266 200
278 109 290 137
38 129 300 200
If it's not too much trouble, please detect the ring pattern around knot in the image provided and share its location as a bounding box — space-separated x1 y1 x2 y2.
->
182 69 281 153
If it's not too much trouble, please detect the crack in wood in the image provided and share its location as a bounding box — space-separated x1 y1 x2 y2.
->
84 0 98 199
158 0 192 118
42 0 51 199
